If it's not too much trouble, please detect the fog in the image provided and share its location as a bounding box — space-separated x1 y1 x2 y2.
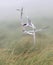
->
0 0 53 21
0 0 53 51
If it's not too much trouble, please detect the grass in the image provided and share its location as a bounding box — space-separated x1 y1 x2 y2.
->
0 21 53 65
0 33 53 65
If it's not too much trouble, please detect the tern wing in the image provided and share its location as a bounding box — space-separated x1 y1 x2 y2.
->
35 27 47 32
35 29 42 32
24 30 36 44
42 26 49 29
23 30 33 35
26 29 43 33
20 8 23 19
35 26 49 32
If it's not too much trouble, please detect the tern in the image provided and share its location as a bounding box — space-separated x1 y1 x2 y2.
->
17 8 48 44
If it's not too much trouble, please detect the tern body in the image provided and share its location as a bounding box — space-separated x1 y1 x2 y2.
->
17 7 47 44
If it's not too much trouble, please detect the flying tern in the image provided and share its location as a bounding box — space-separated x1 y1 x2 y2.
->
17 7 48 44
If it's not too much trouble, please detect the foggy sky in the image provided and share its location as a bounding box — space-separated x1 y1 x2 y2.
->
0 0 53 21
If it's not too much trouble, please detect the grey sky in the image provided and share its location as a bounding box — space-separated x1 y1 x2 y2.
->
0 0 53 21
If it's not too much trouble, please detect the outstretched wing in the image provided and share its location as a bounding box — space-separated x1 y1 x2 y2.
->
23 30 36 44
20 8 23 19
24 27 47 33
17 8 23 19
23 30 33 35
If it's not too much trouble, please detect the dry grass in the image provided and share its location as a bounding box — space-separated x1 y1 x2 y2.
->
0 34 53 65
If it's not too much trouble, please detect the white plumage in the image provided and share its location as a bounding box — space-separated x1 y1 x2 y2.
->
17 7 48 44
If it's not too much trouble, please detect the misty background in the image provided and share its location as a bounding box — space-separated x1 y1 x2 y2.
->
0 0 53 20
0 0 53 36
